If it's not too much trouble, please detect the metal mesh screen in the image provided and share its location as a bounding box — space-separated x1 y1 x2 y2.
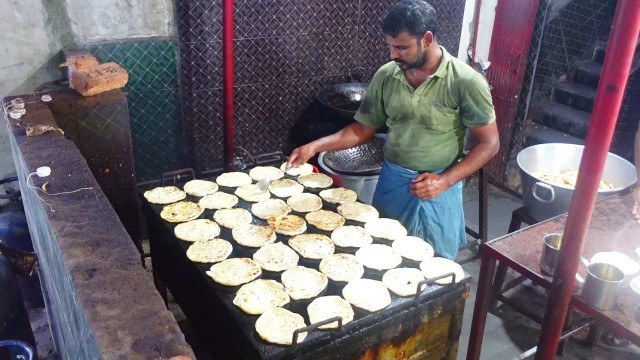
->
176 0 465 174
509 0 620 161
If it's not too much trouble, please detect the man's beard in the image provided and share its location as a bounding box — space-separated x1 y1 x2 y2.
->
395 50 427 70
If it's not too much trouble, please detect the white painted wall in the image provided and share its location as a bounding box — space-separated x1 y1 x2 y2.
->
0 0 174 182
457 0 498 65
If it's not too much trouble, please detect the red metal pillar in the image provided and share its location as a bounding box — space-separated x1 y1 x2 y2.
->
535 1 640 358
222 0 235 171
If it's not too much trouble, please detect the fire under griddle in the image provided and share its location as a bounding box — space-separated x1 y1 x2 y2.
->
143 168 471 360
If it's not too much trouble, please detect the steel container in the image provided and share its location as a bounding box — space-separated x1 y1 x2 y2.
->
539 233 563 276
517 143 637 221
318 152 379 204
581 262 625 310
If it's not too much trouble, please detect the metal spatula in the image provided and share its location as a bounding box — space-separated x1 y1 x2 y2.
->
256 175 273 191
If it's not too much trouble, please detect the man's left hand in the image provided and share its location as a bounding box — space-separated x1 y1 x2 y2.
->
410 172 452 200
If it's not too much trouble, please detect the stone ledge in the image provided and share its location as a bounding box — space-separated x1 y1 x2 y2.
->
4 97 194 360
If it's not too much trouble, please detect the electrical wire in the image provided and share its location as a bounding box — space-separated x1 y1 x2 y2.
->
26 172 93 212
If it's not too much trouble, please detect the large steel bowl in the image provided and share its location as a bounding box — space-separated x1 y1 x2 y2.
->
517 143 637 221
316 83 368 124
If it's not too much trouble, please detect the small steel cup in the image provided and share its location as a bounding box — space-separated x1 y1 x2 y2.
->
539 233 562 276
581 262 624 311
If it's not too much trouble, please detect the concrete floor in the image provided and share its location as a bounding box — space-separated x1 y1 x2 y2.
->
22 178 640 359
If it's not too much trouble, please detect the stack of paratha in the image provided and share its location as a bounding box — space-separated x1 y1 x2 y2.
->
183 179 218 197
305 210 345 231
319 187 357 204
342 279 391 312
365 218 407 241
297 173 333 189
280 162 314 176
307 296 354 329
382 268 425 296
214 208 253 228
255 308 307 345
160 201 203 223
252 199 291 220
355 244 402 271
289 234 335 260
287 193 323 212
232 224 277 247
233 279 290 315
249 166 284 182
319 254 364 283
337 202 379 222
174 219 221 242
144 186 186 204
206 258 262 286
235 184 270 202
331 226 373 248
252 242 299 272
186 239 233 263
267 215 307 236
281 266 328 300
216 172 252 187
198 192 238 209
268 179 304 198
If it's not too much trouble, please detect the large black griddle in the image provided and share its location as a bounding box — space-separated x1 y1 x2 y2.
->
143 167 471 360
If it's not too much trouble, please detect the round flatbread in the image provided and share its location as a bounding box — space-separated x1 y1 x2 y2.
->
280 162 314 176
337 202 379 223
268 179 304 198
281 266 328 300
183 179 218 197
287 193 323 213
331 226 373 248
232 224 277 247
355 244 402 271
319 187 357 204
319 254 364 283
249 166 285 182
267 215 307 236
144 186 186 204
365 218 408 241
255 307 307 345
253 242 299 272
235 184 271 202
420 257 465 285
297 173 333 189
252 199 291 220
213 208 253 229
342 279 391 312
233 279 290 315
307 296 354 329
185 238 233 263
305 210 345 231
160 201 203 223
392 236 434 262
198 192 238 209
206 258 262 286
382 268 425 297
174 219 221 242
288 234 335 260
216 172 252 187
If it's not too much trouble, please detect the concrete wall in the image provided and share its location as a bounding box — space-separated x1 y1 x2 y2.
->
0 0 174 182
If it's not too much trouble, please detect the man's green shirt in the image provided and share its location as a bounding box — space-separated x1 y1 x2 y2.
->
354 47 496 172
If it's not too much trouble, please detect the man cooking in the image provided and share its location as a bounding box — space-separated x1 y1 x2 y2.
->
287 0 499 260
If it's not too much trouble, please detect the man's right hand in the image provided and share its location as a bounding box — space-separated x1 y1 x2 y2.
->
287 143 317 169
632 188 640 222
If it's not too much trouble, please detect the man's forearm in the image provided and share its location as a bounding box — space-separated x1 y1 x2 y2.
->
308 122 376 154
635 127 640 182
442 140 499 186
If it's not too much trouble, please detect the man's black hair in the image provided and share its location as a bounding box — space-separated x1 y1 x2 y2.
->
382 0 437 39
